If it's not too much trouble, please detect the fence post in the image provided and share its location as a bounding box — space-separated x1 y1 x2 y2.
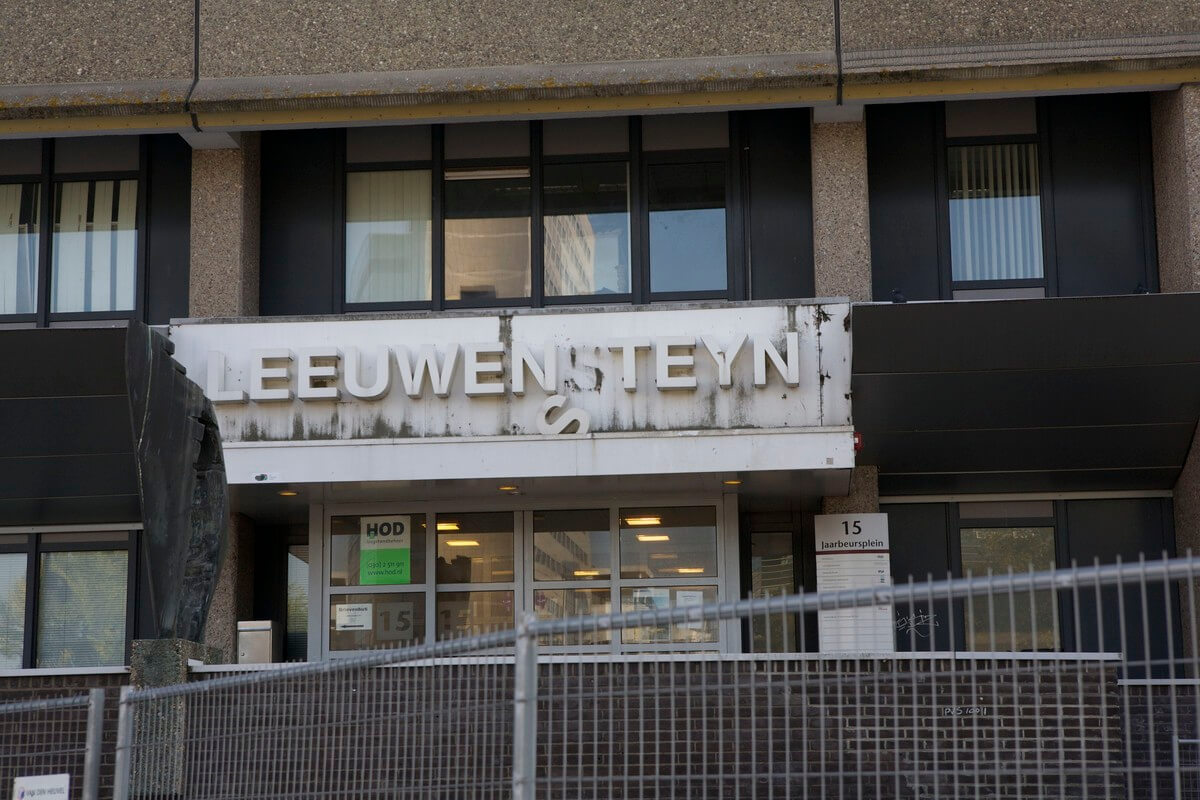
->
512 612 538 800
80 688 104 800
113 686 133 800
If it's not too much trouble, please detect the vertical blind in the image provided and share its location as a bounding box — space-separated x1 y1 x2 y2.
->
0 183 40 315
51 179 138 313
948 144 1044 283
345 170 433 303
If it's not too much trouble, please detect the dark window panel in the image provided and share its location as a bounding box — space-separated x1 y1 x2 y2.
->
647 162 727 293
144 134 191 324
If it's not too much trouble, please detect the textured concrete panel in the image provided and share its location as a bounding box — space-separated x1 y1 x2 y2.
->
202 513 255 663
811 121 871 301
840 0 1200 53
1153 86 1200 293
822 466 879 514
189 135 260 318
0 1 192 86
198 0 833 79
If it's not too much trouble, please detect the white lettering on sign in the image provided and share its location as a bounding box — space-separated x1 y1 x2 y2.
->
207 334 804 405
12 773 70 800
172 304 852 442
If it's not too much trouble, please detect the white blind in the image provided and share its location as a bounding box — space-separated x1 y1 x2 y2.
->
0 183 39 315
51 179 138 313
345 170 432 303
948 144 1044 283
37 550 127 668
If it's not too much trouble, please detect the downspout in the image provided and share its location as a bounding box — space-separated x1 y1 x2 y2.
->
184 0 201 132
835 0 844 105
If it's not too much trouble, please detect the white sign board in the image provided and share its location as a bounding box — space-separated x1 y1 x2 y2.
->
169 303 851 442
12 774 69 800
334 603 373 631
814 513 894 653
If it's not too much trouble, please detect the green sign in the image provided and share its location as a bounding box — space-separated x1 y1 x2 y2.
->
360 515 412 585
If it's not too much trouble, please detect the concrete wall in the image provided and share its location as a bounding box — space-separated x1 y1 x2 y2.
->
189 134 261 318
1154 86 1200 294
811 120 872 301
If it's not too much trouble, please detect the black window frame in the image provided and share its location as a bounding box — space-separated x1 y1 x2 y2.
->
0 529 139 669
338 116 744 313
0 138 149 327
935 102 1060 300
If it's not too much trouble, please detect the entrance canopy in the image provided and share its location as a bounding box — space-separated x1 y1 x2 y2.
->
852 293 1200 495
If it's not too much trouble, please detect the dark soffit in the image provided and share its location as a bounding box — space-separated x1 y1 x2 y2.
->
851 293 1200 495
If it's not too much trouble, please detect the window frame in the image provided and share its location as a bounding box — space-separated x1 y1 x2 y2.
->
0 525 138 669
935 102 1060 300
317 496 735 659
0 138 149 327
337 116 743 313
948 502 1070 653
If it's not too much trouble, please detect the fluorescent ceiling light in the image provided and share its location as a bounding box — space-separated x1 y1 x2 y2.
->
573 569 601 577
625 516 662 527
437 522 460 532
636 534 670 542
676 567 706 574
443 539 479 547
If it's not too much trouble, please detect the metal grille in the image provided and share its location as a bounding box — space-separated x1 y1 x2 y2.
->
0 690 104 800
105 555 1200 799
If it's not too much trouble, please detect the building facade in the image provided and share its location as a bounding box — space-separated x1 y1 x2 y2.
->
3 0 1200 754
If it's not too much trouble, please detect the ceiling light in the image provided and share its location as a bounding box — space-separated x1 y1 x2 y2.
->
625 516 662 527
443 539 480 547
277 490 298 497
436 522 460 532
722 479 742 486
649 553 677 560
636 534 670 543
498 485 518 492
573 569 601 577
676 567 706 574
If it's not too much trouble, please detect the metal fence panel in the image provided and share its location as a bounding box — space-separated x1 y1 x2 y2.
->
0 689 104 800
104 555 1200 799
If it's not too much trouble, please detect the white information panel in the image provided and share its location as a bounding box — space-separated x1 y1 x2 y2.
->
814 513 894 653
12 774 70 800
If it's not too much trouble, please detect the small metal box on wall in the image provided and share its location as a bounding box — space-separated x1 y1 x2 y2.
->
237 620 281 663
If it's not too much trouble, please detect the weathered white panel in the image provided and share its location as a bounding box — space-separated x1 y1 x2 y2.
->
168 301 852 444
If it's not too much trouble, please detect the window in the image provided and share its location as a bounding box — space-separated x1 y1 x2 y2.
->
341 114 733 310
960 526 1058 651
328 514 428 651
747 530 798 652
436 512 516 638
321 501 729 656
0 137 144 323
0 530 135 668
285 544 309 661
944 99 1047 300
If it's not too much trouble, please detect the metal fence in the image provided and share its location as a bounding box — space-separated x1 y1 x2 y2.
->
7 555 1195 799
0 689 105 800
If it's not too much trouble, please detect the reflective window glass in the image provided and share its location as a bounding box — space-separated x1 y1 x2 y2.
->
51 179 138 313
286 545 309 661
533 588 611 645
444 168 531 301
749 531 797 652
0 183 40 315
329 592 425 651
543 163 630 297
37 550 127 667
960 527 1058 651
619 506 717 579
436 512 515 584
437 590 514 639
533 509 611 581
330 514 427 587
0 553 25 668
647 163 726 293
345 170 432 303
620 585 718 644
